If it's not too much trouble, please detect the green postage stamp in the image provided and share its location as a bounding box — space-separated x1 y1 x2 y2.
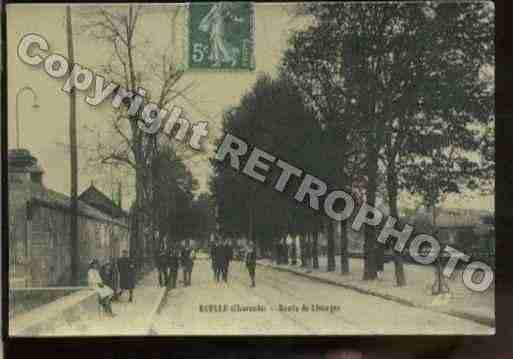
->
188 2 254 70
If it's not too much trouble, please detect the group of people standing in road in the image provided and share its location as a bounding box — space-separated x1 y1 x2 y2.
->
210 237 257 288
152 236 258 290
87 249 137 317
156 240 196 289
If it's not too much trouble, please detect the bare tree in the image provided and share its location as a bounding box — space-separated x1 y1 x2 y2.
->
77 4 195 261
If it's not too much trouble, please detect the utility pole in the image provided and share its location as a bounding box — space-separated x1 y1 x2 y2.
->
110 163 114 204
117 180 123 209
66 6 79 285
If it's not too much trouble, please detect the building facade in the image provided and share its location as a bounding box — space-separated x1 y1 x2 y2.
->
8 149 130 288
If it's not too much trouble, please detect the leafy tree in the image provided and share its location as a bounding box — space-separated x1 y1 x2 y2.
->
150 145 198 249
281 15 367 273
283 2 493 285
388 3 493 286
211 73 322 255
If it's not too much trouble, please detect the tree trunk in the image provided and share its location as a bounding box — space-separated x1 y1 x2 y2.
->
272 237 282 264
300 233 306 267
363 146 379 281
339 220 349 274
376 240 385 272
283 238 289 264
312 231 319 269
387 161 406 287
131 143 147 275
304 232 309 266
327 220 336 272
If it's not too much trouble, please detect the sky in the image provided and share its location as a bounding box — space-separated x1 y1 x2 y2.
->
7 3 494 212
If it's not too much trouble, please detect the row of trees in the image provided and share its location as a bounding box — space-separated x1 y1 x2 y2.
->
211 2 494 286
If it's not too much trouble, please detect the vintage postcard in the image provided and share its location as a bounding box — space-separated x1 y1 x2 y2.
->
5 2 495 337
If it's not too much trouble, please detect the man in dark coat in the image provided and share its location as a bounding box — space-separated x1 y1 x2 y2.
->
117 250 136 302
245 241 257 287
167 243 180 289
180 240 195 287
221 239 233 283
156 247 168 287
214 239 224 282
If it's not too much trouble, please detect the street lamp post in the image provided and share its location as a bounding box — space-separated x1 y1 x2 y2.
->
16 86 40 149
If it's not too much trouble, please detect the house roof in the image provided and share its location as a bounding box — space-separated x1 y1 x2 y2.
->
29 183 127 227
8 149 126 226
78 184 128 219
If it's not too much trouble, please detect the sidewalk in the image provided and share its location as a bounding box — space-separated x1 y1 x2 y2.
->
41 270 165 336
258 256 494 327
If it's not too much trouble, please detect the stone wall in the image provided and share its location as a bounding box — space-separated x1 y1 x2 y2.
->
9 187 129 288
8 175 32 286
28 203 129 287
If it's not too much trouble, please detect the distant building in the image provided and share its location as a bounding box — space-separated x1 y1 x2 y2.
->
315 205 494 258
403 206 495 258
8 149 130 288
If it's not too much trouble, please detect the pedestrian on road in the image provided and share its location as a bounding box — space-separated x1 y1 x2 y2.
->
214 239 224 282
110 258 121 299
88 259 115 317
221 239 233 283
181 240 195 287
117 250 136 302
157 247 168 287
167 243 180 289
245 241 257 287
